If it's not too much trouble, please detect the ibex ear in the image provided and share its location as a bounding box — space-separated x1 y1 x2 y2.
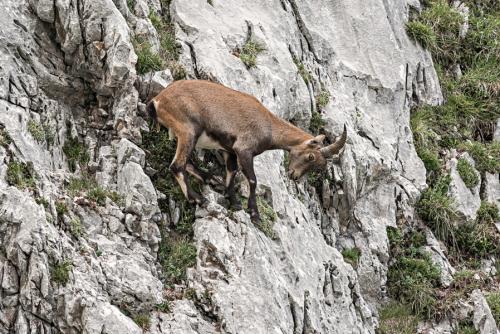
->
305 134 325 148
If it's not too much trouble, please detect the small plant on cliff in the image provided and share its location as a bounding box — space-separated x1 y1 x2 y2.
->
476 201 499 224
55 201 68 217
51 260 72 286
0 127 11 147
63 136 90 172
28 119 46 143
417 175 458 241
486 292 500 325
133 38 164 75
315 89 330 110
256 196 277 239
239 40 265 68
6 160 36 190
158 237 197 284
386 227 441 318
133 313 151 330
309 111 326 135
406 21 437 49
461 141 500 174
342 247 361 267
457 158 479 188
293 57 311 84
377 302 419 334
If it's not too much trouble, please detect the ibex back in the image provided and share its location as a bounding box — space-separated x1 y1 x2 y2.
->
147 80 347 223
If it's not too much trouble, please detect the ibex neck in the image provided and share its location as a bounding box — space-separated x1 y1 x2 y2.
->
270 116 313 150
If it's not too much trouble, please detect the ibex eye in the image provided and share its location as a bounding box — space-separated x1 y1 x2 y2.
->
308 154 315 161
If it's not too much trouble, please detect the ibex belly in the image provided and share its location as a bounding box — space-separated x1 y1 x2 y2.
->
196 131 224 150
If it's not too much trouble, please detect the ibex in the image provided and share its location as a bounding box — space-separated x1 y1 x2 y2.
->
147 80 347 223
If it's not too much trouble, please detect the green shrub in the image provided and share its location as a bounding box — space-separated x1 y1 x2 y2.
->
239 40 265 68
156 301 171 313
377 302 419 334
69 218 84 238
454 221 498 259
0 127 11 147
127 0 135 12
55 201 68 216
387 251 440 317
133 313 151 330
87 187 107 206
457 324 479 334
387 227 441 318
457 158 479 188
309 112 326 135
476 201 499 224
486 292 500 325
63 136 90 172
417 175 458 241
51 260 72 286
417 148 441 174
36 197 49 208
67 175 120 206
28 119 46 143
134 39 164 75
406 21 437 49
462 141 500 174
293 57 311 84
315 90 330 110
462 13 500 66
342 247 361 267
6 160 36 190
256 196 277 239
158 237 197 283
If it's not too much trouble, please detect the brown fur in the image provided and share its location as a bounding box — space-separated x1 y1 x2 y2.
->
150 80 347 223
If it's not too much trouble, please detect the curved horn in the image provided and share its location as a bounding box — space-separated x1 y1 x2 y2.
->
320 124 347 158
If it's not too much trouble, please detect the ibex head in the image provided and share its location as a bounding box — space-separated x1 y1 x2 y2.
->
288 125 347 180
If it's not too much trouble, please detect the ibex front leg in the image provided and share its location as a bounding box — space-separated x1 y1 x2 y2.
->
235 149 260 223
170 133 205 204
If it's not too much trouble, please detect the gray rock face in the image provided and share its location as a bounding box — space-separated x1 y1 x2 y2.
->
447 152 481 221
0 0 451 333
471 290 499 334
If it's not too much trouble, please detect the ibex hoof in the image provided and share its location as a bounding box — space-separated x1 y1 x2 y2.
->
250 212 261 225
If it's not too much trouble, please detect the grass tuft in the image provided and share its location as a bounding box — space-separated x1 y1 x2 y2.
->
315 89 330 110
378 302 420 334
406 21 437 49
0 127 11 147
342 247 361 267
457 158 479 188
63 136 89 173
387 227 441 318
28 119 46 143
461 141 500 174
293 57 312 84
133 313 151 330
51 260 72 286
6 160 36 190
158 237 197 284
417 175 458 241
133 38 164 75
309 112 326 135
256 196 277 239
486 292 500 325
476 201 499 224
239 40 265 68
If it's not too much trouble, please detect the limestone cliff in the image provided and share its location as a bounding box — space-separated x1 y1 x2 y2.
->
0 0 497 333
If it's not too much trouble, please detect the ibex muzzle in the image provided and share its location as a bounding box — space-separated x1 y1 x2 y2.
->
148 80 347 224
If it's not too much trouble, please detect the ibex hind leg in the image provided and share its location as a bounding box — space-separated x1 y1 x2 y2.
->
170 134 206 205
223 152 241 210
